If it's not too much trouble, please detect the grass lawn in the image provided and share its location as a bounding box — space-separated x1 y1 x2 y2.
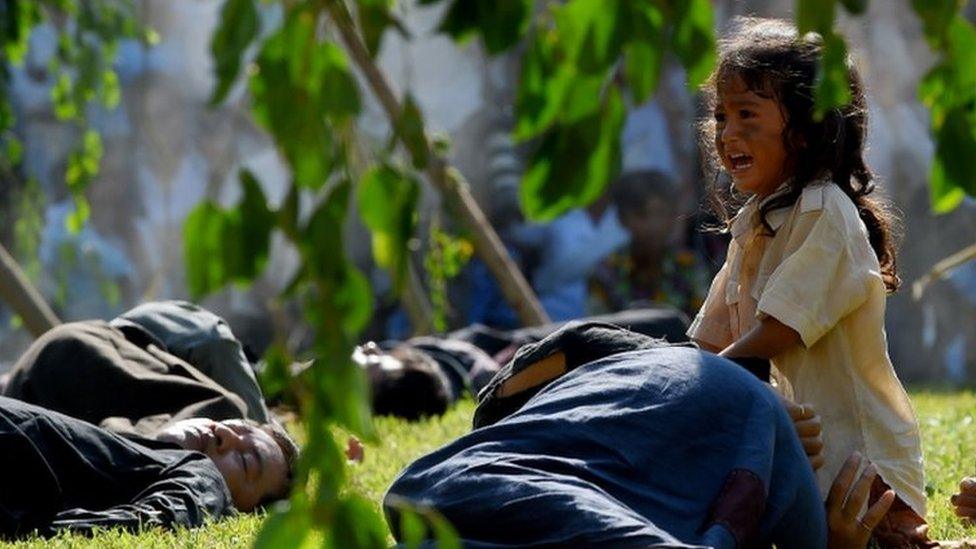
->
6 391 976 547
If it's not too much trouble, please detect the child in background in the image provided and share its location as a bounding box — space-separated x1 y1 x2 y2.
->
589 170 710 317
688 17 930 546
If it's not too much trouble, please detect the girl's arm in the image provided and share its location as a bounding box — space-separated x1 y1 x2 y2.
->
719 316 802 360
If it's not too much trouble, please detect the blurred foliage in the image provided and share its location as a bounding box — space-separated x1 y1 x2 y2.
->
913 0 976 213
0 0 155 231
424 224 473 332
515 0 716 221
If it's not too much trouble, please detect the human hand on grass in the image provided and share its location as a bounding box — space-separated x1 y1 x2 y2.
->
952 477 976 521
826 452 895 549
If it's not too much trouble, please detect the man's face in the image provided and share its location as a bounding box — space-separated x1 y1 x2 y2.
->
157 418 288 511
714 74 791 197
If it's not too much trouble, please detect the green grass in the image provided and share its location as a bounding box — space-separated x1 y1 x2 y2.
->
7 393 976 547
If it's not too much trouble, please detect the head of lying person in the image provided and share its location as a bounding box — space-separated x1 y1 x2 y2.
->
155 418 299 511
353 341 452 420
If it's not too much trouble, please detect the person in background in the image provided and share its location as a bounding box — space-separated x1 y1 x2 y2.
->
589 170 711 317
2 302 270 438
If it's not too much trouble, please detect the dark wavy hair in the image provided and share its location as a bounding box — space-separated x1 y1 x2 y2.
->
700 17 901 292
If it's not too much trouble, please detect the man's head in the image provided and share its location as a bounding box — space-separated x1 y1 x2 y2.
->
353 342 451 420
156 418 298 511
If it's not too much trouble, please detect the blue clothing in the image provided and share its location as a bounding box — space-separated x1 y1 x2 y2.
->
385 347 825 547
518 208 630 321
467 208 628 327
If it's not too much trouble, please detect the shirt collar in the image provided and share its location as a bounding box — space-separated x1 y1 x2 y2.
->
729 182 792 240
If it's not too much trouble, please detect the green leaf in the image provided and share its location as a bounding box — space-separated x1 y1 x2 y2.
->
235 170 276 277
514 35 575 139
670 0 716 89
4 135 23 166
399 509 427 548
556 0 624 73
839 0 868 15
311 42 361 120
624 42 660 104
430 511 462 549
183 169 274 298
910 0 959 46
183 202 224 296
303 180 351 279
101 69 120 108
1 0 40 64
314 348 375 438
796 0 836 34
258 343 293 400
358 1 409 57
278 182 301 237
623 4 665 103
328 495 389 548
358 164 419 291
250 12 359 189
930 163 966 214
559 74 606 125
254 504 312 549
65 130 103 191
813 31 852 119
387 498 461 549
930 105 976 213
435 0 531 54
397 95 429 170
65 196 90 234
209 0 259 105
51 73 78 120
335 263 373 343
521 87 626 221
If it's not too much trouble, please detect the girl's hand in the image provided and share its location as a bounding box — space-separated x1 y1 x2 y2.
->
777 394 825 470
826 453 895 549
951 477 976 520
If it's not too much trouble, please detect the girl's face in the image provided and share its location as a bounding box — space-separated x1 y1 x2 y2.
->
714 74 792 197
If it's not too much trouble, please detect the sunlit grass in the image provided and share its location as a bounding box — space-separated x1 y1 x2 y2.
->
7 393 976 546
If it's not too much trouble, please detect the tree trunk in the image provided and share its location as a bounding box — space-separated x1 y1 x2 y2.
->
0 242 60 338
327 1 551 327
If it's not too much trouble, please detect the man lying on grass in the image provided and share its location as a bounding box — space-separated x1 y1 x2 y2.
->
384 322 897 548
0 301 299 537
0 396 295 539
357 307 688 420
1 301 271 436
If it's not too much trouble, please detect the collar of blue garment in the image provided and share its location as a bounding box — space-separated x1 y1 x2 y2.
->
730 181 793 241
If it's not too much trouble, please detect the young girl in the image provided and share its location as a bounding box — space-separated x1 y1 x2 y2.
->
688 18 929 545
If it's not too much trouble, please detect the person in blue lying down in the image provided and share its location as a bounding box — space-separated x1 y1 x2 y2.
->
383 322 891 548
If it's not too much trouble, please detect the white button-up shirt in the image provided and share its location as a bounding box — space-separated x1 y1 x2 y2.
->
688 181 926 516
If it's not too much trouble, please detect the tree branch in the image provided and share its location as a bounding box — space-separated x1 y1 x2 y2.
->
912 242 976 300
326 0 550 327
0 242 60 337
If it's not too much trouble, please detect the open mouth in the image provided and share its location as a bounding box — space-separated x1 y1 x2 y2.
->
728 153 753 173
